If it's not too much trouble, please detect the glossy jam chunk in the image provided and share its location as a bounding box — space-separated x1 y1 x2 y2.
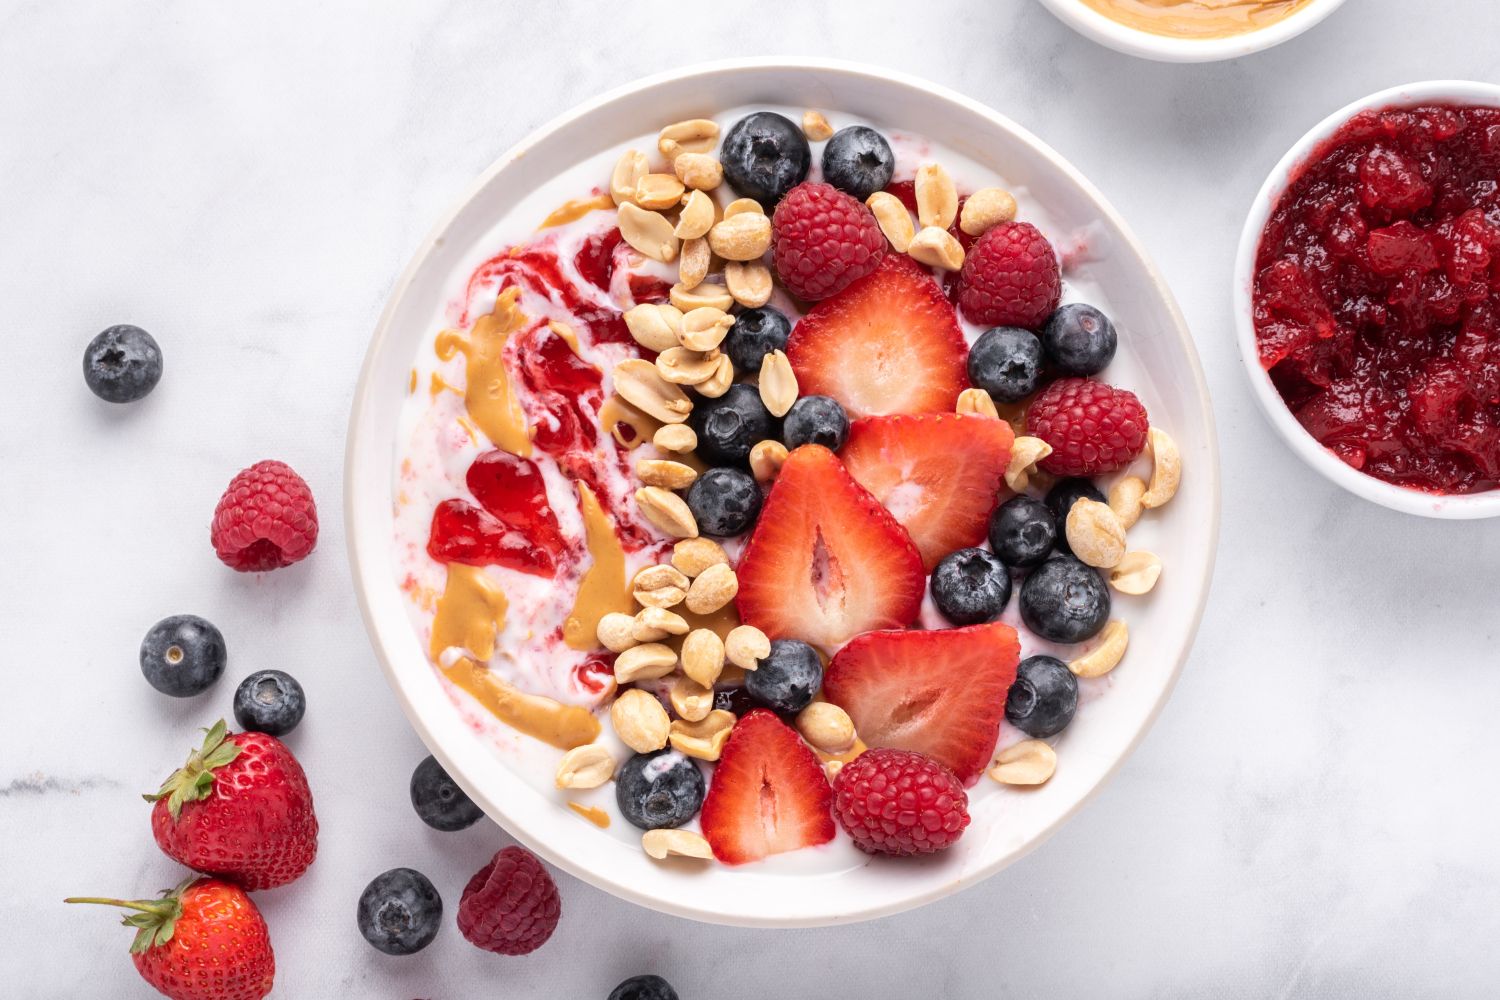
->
427 498 560 576
1253 104 1500 494
466 450 568 557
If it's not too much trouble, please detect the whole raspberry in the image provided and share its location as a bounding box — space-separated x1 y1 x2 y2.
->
832 748 970 856
771 182 886 301
211 460 318 572
1026 377 1149 476
457 846 561 956
957 221 1061 328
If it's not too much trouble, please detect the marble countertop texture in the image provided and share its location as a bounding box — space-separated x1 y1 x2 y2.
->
4 1 1499 997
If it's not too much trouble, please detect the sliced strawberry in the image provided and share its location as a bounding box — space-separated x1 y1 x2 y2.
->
785 254 968 418
735 445 924 649
700 709 835 865
823 622 1020 785
840 413 1015 570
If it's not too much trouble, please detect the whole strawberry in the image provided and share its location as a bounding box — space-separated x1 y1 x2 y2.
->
457 846 561 955
67 877 275 1000
211 459 318 572
147 720 318 890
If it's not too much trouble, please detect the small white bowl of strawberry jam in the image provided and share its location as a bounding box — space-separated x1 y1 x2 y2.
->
1236 81 1500 519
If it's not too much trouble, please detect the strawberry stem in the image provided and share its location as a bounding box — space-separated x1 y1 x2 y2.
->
142 719 242 819
65 880 192 954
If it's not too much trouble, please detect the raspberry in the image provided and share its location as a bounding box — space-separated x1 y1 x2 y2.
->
957 222 1061 328
210 460 318 572
832 748 970 856
457 846 561 956
771 182 886 301
1026 377 1149 476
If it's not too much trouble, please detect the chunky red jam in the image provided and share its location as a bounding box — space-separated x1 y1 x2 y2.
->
1254 103 1500 494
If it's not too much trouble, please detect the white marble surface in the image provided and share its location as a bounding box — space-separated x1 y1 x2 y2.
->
4 1 1500 997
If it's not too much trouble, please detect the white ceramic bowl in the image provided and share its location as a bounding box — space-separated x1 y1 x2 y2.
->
1234 80 1500 520
347 57 1220 926
1037 0 1345 62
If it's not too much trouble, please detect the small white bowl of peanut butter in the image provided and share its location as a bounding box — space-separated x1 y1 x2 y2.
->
1038 0 1346 62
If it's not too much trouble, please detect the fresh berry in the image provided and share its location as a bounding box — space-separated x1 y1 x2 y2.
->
699 709 835 864
824 621 1020 785
210 460 318 572
967 326 1043 403
616 750 705 830
688 383 779 468
67 877 274 1000
610 975 680 1000
957 221 1062 328
1044 478 1105 556
929 547 1012 625
356 868 442 956
83 324 163 403
1042 303 1117 376
712 685 758 717
821 125 896 200
231 669 305 736
409 754 484 832
735 444 924 648
786 254 966 416
989 495 1057 568
781 394 849 450
720 111 811 206
147 721 318 890
831 748 970 856
840 413 1014 570
744 638 823 714
770 181 886 301
1018 554 1111 644
139 615 227 697
724 306 791 372
457 846 561 956
1026 377 1149 476
1006 655 1078 738
685 466 762 537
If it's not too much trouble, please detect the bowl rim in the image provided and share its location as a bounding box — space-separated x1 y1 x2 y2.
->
1232 79 1500 520
1035 0 1346 63
346 55 1222 925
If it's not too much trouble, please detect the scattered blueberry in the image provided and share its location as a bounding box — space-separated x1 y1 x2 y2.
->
782 395 849 451
232 669 306 736
821 125 896 200
139 615 226 697
688 382 779 467
930 547 1012 625
83 324 163 403
686 467 762 537
616 750 705 830
1044 478 1105 556
720 111 811 206
356 868 442 956
989 495 1056 568
1042 303 1117 376
1006 655 1078 738
967 327 1043 403
1019 554 1111 644
745 639 822 714
724 306 791 373
409 754 485 832
713 685 758 717
609 974 680 1000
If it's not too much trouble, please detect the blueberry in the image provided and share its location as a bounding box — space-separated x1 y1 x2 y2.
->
616 750 705 830
83 324 163 403
745 639 822 714
1006 655 1078 738
139 615 226 697
686 467 762 537
688 382 779 467
724 307 791 373
782 395 849 451
930 547 1012 625
1019 554 1111 644
713 685 758 717
821 125 896 200
232 669 306 736
989 495 1056 568
1042 303 1117 376
409 754 484 832
1044 478 1105 556
356 868 442 956
967 327 1043 403
720 111 811 206
609 975 680 1000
